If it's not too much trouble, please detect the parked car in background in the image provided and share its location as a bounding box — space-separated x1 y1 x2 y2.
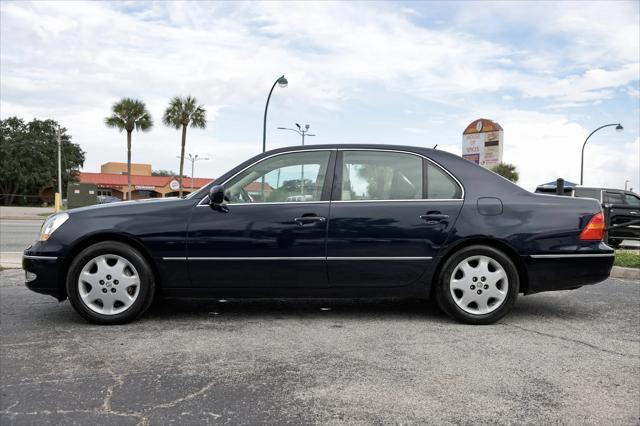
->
96 195 121 204
24 145 614 326
572 187 640 248
535 183 640 248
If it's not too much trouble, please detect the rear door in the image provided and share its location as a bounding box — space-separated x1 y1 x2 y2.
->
326 149 464 288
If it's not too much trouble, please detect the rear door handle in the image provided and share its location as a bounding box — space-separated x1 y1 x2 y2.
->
419 214 449 224
294 216 326 226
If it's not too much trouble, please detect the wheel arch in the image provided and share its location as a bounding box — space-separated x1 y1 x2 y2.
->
430 238 529 297
59 232 160 300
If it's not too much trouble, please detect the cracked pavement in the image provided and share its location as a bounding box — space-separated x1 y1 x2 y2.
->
1 269 639 425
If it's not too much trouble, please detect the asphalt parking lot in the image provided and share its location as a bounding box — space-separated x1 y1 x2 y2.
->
1 269 638 425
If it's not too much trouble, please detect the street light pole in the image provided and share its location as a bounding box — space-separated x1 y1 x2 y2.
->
177 154 210 190
580 123 623 185
277 123 316 146
262 75 288 153
56 126 62 212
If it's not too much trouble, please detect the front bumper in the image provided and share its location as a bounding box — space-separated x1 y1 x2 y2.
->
523 252 615 294
22 253 66 301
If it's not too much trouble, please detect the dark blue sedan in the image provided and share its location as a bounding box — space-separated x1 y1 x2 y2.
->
23 145 614 325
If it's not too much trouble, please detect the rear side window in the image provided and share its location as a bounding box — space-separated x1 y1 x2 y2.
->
574 188 601 200
604 191 625 205
623 193 640 208
426 163 462 199
341 151 423 200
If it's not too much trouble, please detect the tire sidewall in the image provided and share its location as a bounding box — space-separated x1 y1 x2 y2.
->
436 245 519 325
66 241 154 325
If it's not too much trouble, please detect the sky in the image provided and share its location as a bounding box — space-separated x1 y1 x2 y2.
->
1 0 639 192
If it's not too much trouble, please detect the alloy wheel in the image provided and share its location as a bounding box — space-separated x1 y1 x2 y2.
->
77 254 140 315
449 255 509 315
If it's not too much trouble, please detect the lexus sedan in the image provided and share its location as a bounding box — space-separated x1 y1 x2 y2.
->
23 145 614 325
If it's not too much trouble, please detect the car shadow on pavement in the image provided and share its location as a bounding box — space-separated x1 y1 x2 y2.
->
143 297 451 323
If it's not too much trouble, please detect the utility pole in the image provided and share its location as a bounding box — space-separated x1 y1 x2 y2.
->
277 124 316 196
56 127 62 212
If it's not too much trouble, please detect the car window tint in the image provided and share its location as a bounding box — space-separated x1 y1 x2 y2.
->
604 191 625 204
342 151 422 200
623 193 640 208
224 151 331 203
426 163 462 199
574 188 601 200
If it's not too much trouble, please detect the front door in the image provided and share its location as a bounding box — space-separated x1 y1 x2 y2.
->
327 149 463 287
187 150 335 288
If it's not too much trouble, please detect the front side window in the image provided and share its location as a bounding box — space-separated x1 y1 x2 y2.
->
223 151 331 204
341 151 423 200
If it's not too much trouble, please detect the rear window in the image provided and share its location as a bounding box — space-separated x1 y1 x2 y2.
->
574 188 601 200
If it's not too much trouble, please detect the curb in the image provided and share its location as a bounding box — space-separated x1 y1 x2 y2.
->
610 266 640 280
0 216 46 221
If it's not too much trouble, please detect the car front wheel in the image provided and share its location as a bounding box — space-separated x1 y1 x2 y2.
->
435 245 519 325
66 241 155 325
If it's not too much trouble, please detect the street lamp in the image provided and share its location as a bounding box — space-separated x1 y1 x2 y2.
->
262 75 288 153
580 123 623 185
277 123 316 146
177 153 210 190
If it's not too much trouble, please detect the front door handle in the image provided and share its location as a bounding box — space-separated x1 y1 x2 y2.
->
419 213 449 224
294 216 326 226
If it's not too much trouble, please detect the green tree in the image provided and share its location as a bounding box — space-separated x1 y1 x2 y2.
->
491 162 519 183
0 117 85 205
152 169 176 177
162 96 207 197
105 98 153 200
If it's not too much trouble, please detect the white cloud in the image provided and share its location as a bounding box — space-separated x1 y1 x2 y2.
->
0 1 638 190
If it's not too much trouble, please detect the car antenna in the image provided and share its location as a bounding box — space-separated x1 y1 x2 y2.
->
433 144 438 149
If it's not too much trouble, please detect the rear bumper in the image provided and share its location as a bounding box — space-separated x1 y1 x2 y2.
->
22 254 66 301
523 252 614 294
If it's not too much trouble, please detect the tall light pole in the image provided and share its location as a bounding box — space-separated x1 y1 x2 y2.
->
262 75 288 153
56 126 62 212
580 123 623 185
177 154 210 190
277 123 316 146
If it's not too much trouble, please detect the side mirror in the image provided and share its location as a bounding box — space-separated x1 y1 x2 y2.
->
209 185 225 205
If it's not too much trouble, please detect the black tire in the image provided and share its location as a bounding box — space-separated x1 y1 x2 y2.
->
608 239 622 249
435 245 519 325
66 241 155 325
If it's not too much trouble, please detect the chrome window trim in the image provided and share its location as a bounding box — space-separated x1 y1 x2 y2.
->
197 147 465 207
337 148 465 201
163 256 433 261
197 149 336 207
529 253 614 259
23 255 58 260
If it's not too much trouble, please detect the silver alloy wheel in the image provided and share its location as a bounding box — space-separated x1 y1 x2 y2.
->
77 254 140 315
449 255 509 315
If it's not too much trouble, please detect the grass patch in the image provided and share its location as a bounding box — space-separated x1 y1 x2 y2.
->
615 250 640 269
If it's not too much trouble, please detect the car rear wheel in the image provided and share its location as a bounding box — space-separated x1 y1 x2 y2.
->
66 241 155 325
435 245 519 325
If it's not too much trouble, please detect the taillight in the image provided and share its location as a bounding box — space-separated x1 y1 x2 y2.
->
580 212 605 241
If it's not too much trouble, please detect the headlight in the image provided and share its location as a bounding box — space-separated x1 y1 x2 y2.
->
39 213 69 241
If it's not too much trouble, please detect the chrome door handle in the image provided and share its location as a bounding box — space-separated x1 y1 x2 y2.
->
419 214 449 224
293 216 326 226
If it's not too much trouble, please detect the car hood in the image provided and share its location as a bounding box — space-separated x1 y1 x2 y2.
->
67 197 187 216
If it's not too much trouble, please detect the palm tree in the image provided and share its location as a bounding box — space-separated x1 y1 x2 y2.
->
491 162 519 183
162 96 207 197
104 98 153 200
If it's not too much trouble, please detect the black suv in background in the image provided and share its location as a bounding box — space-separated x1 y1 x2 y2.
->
536 184 640 248
573 187 640 247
